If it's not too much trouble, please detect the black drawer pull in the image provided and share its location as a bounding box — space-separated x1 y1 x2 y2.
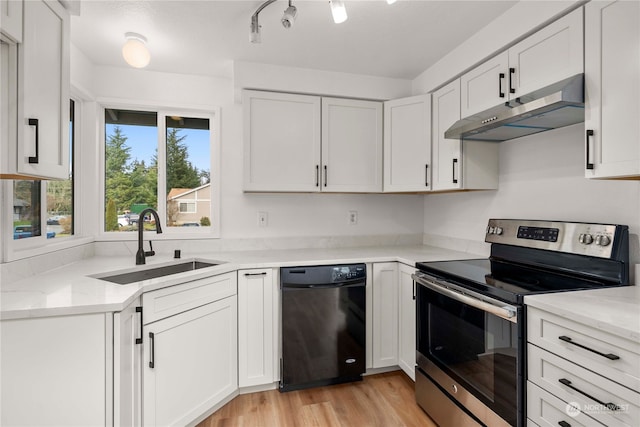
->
28 118 39 164
135 306 143 345
558 378 619 411
452 158 458 184
586 129 594 170
558 421 571 427
425 164 429 187
498 72 505 98
315 165 319 187
244 272 267 276
509 67 516 94
558 335 620 360
149 332 155 368
324 165 328 187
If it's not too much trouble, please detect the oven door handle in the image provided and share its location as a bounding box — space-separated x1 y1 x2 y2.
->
412 273 518 323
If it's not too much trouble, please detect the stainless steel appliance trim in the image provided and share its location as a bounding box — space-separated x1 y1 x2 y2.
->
412 272 518 323
417 357 513 427
485 219 617 258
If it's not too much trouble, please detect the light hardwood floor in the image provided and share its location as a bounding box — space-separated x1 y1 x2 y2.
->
197 371 438 427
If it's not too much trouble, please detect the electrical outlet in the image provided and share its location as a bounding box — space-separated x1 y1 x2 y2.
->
258 211 268 227
348 210 358 225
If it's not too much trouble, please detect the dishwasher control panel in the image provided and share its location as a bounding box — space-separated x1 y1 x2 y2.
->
331 265 366 282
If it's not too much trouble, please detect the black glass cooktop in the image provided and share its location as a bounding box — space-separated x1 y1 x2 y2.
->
415 258 616 304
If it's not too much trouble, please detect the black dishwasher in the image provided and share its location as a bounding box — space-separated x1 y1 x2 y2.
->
280 264 366 392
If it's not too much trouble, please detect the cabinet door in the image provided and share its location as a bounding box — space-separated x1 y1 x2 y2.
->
509 7 583 98
114 298 143 427
383 94 432 192
322 97 383 192
372 262 398 368
585 0 640 178
1 314 108 426
0 0 22 42
143 296 238 427
460 51 509 118
18 0 69 179
238 268 277 388
243 90 321 192
431 80 462 191
398 264 416 381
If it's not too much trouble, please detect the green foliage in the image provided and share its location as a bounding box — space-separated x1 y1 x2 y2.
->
105 199 118 231
200 216 211 226
166 128 201 190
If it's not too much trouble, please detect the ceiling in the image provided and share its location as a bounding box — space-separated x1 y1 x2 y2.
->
70 0 517 80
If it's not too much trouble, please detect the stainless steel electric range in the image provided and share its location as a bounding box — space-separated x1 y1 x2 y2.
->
412 219 630 427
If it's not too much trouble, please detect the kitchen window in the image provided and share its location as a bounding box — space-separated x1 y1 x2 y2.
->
103 107 219 235
11 99 75 242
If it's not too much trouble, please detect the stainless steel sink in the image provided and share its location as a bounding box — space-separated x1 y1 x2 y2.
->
97 261 219 284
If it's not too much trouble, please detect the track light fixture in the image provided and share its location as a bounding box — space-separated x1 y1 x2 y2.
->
282 1 297 29
329 0 348 24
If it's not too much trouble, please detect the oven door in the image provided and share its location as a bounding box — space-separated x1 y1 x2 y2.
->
413 272 522 427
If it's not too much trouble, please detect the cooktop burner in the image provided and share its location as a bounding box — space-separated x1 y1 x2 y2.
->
415 258 615 304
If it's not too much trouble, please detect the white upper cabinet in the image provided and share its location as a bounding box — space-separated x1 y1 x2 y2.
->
585 0 640 179
432 80 499 192
383 94 431 192
243 90 321 192
322 97 383 192
0 0 23 42
461 7 583 118
243 90 382 192
16 0 70 180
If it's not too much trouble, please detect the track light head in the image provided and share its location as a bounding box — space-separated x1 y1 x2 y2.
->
281 5 297 29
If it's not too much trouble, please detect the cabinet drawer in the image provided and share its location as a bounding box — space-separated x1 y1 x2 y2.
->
528 344 640 427
528 307 640 391
142 272 237 324
527 381 604 427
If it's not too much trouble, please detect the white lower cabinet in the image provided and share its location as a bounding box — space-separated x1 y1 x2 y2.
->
1 313 109 426
371 262 399 368
527 306 640 427
238 268 278 388
142 272 238 426
397 263 416 380
114 297 143 427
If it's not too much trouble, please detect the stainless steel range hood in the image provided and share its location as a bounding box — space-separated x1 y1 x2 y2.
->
445 74 584 142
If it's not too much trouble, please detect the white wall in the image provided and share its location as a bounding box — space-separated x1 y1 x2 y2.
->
71 47 424 242
423 124 640 261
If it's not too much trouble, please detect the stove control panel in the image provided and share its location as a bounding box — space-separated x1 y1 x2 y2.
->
485 219 626 259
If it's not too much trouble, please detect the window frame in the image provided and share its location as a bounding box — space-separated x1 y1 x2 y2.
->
98 101 221 240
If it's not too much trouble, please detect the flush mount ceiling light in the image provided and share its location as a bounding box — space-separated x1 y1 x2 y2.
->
122 32 150 68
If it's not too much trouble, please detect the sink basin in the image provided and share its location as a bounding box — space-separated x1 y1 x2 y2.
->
97 261 219 284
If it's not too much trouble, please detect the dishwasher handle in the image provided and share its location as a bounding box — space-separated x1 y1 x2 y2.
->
282 280 365 289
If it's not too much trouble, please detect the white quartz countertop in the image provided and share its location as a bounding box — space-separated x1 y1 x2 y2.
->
525 286 640 342
1 244 479 320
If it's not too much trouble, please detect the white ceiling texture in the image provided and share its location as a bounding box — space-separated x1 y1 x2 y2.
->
71 0 517 80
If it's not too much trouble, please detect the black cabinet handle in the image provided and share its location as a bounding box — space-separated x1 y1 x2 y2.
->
315 165 319 187
452 158 458 184
28 118 39 164
135 306 143 345
558 421 571 427
149 332 155 368
558 335 619 360
498 73 505 98
425 164 429 187
412 280 416 301
558 378 619 411
586 130 594 170
244 272 267 276
509 68 516 94
324 165 327 187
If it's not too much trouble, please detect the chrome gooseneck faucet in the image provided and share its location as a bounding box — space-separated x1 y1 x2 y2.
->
136 208 163 265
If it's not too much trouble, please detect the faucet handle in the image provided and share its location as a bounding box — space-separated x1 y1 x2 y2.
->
145 240 156 257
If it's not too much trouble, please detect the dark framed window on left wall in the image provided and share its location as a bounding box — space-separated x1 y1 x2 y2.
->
12 99 75 240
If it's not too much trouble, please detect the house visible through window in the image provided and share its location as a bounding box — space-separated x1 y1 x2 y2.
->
104 108 213 232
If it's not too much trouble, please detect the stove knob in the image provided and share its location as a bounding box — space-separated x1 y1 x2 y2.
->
487 226 495 235
579 233 594 245
595 235 611 246
494 227 503 235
